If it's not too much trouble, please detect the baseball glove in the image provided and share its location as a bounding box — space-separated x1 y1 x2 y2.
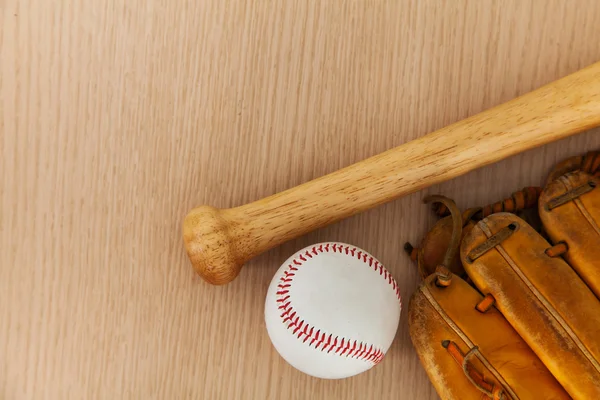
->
406 150 600 400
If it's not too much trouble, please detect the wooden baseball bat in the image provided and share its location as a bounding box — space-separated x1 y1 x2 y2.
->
183 61 600 285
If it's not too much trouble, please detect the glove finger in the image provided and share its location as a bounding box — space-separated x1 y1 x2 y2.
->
461 213 600 399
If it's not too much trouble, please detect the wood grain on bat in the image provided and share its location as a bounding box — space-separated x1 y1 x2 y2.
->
184 61 600 285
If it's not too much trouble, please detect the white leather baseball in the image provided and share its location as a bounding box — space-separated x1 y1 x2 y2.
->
264 242 402 379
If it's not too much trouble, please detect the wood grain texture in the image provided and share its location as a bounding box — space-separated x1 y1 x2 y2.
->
184 60 600 286
2 1 600 399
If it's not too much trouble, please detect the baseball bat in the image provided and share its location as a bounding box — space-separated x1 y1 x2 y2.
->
183 61 600 285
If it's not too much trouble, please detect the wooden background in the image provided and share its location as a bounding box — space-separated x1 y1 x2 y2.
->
2 1 600 399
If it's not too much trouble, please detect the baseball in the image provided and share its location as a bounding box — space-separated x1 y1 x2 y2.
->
264 242 402 379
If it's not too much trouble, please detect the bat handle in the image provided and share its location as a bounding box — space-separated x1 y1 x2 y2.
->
183 205 241 285
183 61 600 285
183 192 366 285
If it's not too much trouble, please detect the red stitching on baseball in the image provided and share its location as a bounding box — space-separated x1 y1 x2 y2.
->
275 243 402 365
313 329 321 345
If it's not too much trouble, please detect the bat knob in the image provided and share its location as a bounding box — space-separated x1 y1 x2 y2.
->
183 205 241 285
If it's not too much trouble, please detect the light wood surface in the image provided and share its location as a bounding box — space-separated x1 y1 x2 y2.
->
2 1 600 399
184 61 600 286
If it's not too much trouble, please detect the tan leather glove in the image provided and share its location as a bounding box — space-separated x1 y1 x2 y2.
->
407 151 600 400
